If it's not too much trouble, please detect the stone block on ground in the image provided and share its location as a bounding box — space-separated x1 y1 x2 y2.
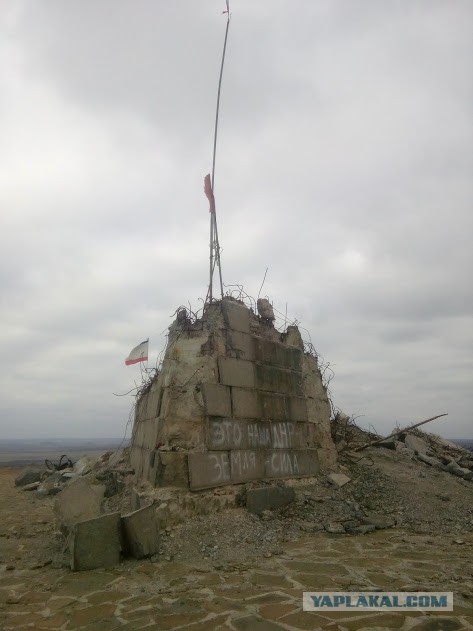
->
324 522 346 534
131 488 145 512
95 471 119 497
445 460 473 479
73 456 94 476
373 440 397 450
15 468 45 487
361 514 396 529
403 433 429 455
352 524 376 534
37 471 71 497
416 453 443 467
327 472 351 488
246 485 295 514
54 478 105 529
70 512 121 571
21 481 41 491
121 504 159 559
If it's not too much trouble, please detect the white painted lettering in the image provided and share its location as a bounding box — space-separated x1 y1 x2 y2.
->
211 422 225 446
209 453 230 483
247 423 257 447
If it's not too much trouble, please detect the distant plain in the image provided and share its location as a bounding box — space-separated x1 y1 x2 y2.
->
0 438 126 467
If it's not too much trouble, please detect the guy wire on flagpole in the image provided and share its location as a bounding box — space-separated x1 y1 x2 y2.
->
207 0 230 303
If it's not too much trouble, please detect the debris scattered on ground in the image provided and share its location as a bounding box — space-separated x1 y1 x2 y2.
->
11 418 473 571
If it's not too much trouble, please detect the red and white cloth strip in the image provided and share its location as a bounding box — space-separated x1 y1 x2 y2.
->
125 339 149 365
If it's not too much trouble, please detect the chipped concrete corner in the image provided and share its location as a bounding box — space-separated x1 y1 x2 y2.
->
130 298 337 492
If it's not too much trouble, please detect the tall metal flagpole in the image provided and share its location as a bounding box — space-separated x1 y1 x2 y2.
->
205 0 230 303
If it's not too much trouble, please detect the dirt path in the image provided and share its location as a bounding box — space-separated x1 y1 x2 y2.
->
1 468 473 631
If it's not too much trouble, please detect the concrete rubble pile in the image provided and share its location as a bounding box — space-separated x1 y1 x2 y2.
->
331 411 473 482
391 431 473 481
14 449 160 571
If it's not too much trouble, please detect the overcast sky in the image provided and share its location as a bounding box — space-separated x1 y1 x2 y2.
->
1 1 472 441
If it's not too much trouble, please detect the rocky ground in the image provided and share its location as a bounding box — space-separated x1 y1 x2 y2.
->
155 445 473 566
1 431 473 631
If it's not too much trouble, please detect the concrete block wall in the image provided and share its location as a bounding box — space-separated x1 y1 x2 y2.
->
130 298 337 490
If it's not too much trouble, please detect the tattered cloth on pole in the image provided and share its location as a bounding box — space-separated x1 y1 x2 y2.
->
204 174 216 213
125 339 149 366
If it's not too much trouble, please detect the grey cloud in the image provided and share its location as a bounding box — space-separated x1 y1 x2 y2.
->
0 1 471 439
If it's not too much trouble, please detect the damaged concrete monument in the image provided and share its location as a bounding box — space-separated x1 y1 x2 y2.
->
130 297 337 491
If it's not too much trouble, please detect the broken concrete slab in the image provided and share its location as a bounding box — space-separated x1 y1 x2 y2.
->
327 472 351 488
221 299 250 333
324 522 346 534
14 468 45 487
70 512 121 571
352 524 376 535
73 456 94 476
121 505 159 559
416 453 443 468
361 514 396 529
246 486 295 514
36 471 70 497
374 440 397 450
54 478 105 529
445 460 473 480
95 470 119 497
131 488 144 512
256 297 275 320
21 481 41 491
403 433 429 455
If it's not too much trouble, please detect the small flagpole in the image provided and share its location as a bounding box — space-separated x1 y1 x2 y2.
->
206 0 230 303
